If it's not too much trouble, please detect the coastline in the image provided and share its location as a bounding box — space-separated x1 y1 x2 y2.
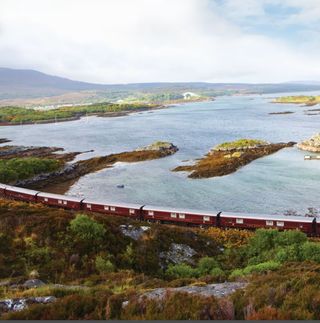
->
0 97 213 127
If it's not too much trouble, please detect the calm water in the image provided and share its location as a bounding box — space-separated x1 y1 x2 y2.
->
1 92 320 215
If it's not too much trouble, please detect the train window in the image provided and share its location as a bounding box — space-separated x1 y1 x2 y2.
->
236 218 244 224
148 211 154 216
171 213 177 218
87 204 91 209
110 207 116 211
179 213 185 219
266 220 273 226
277 221 284 227
58 200 62 204
104 206 109 211
44 198 48 202
63 201 67 205
129 209 135 214
203 216 210 222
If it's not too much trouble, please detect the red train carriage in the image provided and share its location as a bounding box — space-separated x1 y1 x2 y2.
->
142 205 218 225
220 211 315 235
0 184 7 196
5 185 39 202
36 192 83 210
81 199 143 217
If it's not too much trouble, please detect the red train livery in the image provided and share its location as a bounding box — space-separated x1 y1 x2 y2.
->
0 183 318 235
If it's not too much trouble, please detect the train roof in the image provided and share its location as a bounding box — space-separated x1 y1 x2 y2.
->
37 192 83 203
143 205 219 216
5 185 40 196
82 199 143 209
221 211 315 223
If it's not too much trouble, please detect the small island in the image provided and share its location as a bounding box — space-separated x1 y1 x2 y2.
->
1 141 178 194
173 139 295 178
297 133 320 152
268 111 294 115
273 95 320 106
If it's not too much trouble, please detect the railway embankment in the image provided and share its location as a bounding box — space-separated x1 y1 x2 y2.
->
173 139 295 178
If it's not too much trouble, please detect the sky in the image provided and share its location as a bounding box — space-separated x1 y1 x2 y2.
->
1 0 320 84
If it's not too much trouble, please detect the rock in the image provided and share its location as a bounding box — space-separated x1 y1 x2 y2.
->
22 279 45 289
119 225 150 240
139 282 247 301
297 133 320 152
0 296 56 313
159 243 197 268
135 141 178 155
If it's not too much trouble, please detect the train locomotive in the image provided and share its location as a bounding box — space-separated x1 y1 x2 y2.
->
0 183 318 235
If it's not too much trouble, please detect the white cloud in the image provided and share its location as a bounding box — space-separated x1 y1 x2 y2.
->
0 0 320 83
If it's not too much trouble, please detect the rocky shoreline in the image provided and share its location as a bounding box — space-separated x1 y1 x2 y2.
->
297 133 320 152
10 141 178 194
173 140 295 178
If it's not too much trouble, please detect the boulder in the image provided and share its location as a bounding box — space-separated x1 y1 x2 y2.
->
119 225 150 240
159 243 197 268
22 279 45 289
139 282 247 301
0 296 56 313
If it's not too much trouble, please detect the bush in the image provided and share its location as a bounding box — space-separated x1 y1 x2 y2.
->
166 263 196 279
95 256 115 273
301 242 320 263
70 214 106 243
197 257 220 276
209 267 226 281
230 261 281 279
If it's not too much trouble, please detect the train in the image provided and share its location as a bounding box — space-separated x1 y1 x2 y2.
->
0 183 318 235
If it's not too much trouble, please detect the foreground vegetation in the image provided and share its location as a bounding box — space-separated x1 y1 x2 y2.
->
0 102 157 124
1 199 320 319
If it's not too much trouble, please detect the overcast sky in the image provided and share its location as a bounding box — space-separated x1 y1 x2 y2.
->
1 0 320 84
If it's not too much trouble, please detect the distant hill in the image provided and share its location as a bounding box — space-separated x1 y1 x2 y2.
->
1 67 320 105
0 68 108 99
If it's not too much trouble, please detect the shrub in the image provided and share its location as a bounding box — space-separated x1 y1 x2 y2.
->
166 263 196 279
301 242 320 263
197 257 220 276
95 256 115 273
230 261 281 279
209 267 226 281
70 214 106 244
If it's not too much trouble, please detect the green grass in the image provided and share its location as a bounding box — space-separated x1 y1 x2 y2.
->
0 157 61 183
0 102 156 124
214 139 268 151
